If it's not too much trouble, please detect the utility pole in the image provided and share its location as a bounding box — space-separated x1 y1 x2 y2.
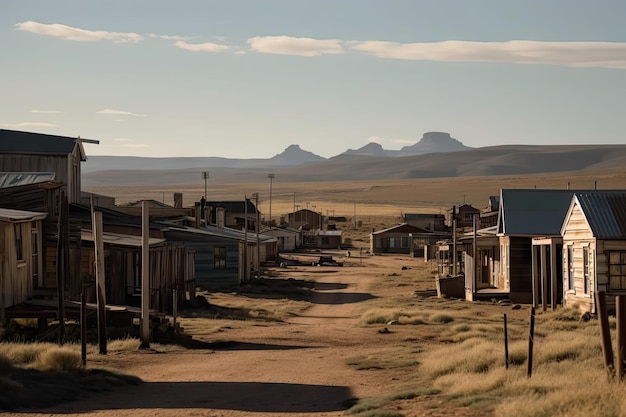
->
268 173 275 226
254 193 260 278
202 171 209 198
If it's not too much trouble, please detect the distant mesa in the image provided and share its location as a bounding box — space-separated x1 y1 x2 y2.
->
342 142 387 157
397 132 472 156
341 131 472 157
270 144 325 165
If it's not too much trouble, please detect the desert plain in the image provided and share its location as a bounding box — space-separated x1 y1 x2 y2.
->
3 169 626 416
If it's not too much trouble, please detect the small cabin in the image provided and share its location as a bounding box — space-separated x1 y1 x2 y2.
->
0 208 47 319
561 192 626 314
0 130 93 203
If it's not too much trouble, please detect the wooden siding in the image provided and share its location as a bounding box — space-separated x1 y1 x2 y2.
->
0 152 82 203
508 236 533 303
79 245 194 314
165 230 240 290
562 203 596 312
1 221 41 313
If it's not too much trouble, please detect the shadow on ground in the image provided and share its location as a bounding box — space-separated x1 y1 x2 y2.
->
20 381 356 414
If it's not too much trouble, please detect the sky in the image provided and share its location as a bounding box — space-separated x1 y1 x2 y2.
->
1 1 625 159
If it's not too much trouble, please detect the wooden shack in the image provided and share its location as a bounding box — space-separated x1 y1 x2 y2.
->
80 230 194 314
561 192 626 313
0 129 94 203
0 208 47 319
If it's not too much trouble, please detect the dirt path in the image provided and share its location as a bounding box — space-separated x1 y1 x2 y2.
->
8 254 415 417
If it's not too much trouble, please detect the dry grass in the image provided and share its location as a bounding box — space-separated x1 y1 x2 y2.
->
341 261 626 416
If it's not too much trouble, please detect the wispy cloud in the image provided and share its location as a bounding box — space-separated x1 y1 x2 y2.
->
247 36 344 57
15 21 143 43
96 108 146 117
350 40 626 69
174 40 230 53
368 136 415 146
31 109 61 114
148 33 189 41
1 121 57 128
124 143 149 148
111 138 148 148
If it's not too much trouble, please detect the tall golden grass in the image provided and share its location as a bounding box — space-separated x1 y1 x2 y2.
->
350 262 626 416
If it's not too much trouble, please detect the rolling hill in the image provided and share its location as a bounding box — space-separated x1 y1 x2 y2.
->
82 144 626 187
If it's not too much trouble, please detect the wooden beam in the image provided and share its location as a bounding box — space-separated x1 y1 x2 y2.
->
141 201 150 348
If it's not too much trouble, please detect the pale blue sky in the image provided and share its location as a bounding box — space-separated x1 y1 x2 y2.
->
1 1 625 158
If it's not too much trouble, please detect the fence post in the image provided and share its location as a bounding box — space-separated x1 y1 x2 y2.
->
597 290 615 380
504 313 509 369
527 307 535 377
617 295 626 381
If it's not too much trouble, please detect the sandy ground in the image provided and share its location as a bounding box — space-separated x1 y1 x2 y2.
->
5 253 488 417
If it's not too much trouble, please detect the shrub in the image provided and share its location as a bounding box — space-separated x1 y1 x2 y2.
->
34 347 82 372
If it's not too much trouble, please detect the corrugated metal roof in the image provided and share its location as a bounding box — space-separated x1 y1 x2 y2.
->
162 223 275 243
81 230 166 248
317 230 343 236
499 189 580 236
0 129 87 160
0 172 56 188
0 208 47 222
574 192 626 238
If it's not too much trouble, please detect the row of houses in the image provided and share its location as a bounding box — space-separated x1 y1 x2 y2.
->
436 188 626 314
0 129 286 322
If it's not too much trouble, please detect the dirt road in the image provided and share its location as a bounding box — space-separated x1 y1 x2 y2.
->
8 254 416 417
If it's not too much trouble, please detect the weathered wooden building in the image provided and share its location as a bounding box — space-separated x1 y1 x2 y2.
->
371 223 435 255
0 208 47 319
163 223 275 290
80 230 194 313
403 213 446 232
0 129 93 203
261 226 301 252
302 229 342 249
561 192 626 313
205 200 259 230
288 209 323 230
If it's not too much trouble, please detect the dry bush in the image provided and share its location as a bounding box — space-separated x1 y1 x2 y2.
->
0 342 54 365
34 346 82 372
108 337 142 352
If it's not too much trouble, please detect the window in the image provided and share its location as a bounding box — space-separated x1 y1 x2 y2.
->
214 246 227 269
401 236 409 248
32 229 39 285
15 224 24 261
583 246 591 294
608 251 626 290
567 246 574 291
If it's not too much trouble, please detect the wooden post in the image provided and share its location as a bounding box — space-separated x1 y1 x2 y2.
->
541 246 548 312
80 291 87 366
617 295 626 381
596 290 614 379
93 210 107 354
504 313 509 369
141 201 150 348
56 190 67 344
550 241 558 310
527 306 535 377
172 289 178 334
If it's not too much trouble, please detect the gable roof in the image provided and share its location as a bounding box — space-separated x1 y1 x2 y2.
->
497 189 583 236
567 192 626 238
372 223 432 235
0 129 87 161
